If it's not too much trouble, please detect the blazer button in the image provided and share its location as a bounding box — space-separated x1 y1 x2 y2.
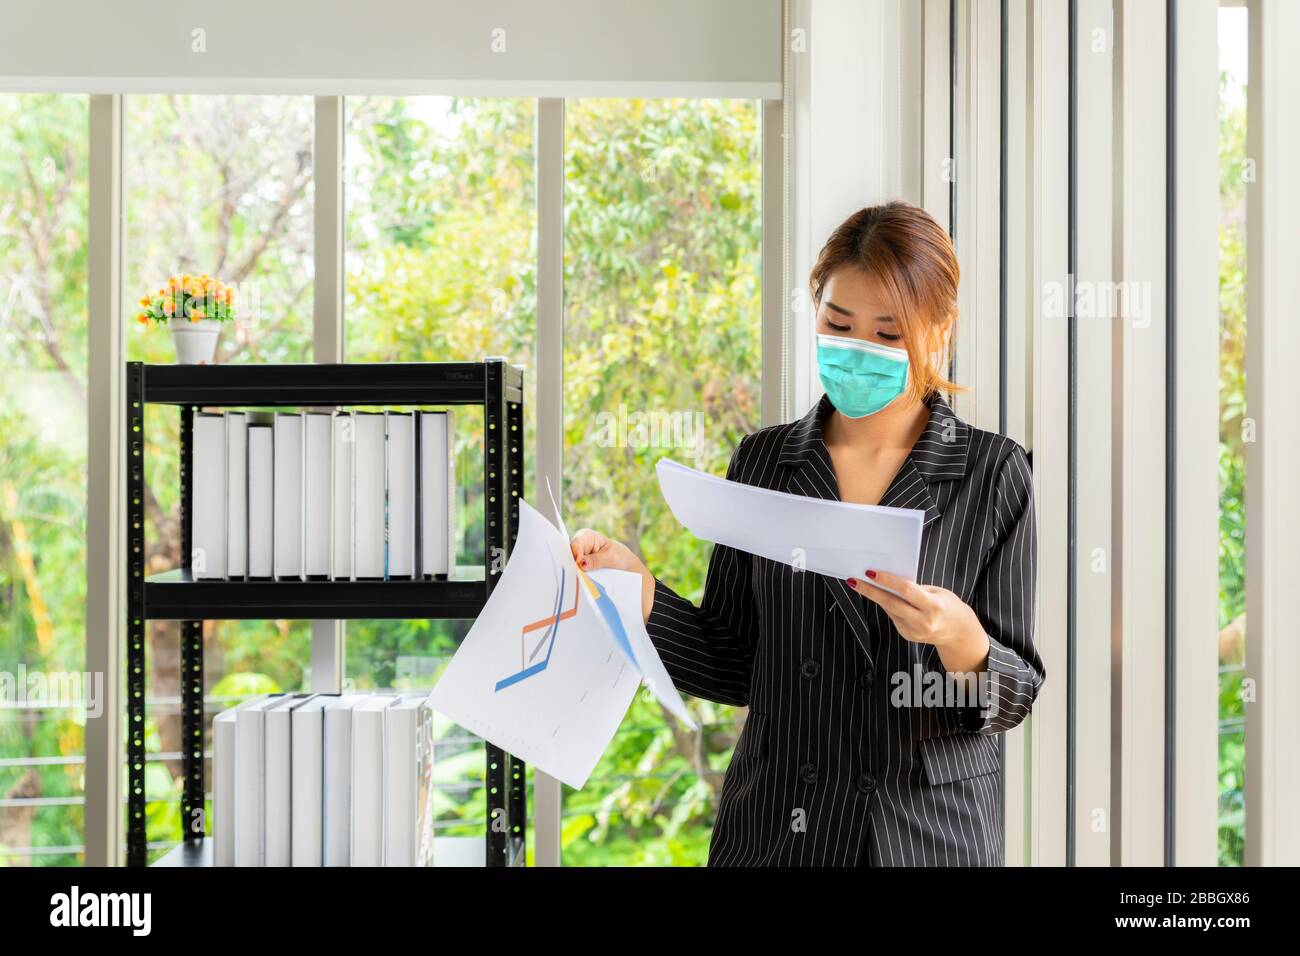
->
799 762 818 785
858 668 876 692
800 658 820 680
857 771 877 795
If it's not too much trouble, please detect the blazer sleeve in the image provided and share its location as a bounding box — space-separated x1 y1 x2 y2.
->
644 436 758 707
961 445 1046 734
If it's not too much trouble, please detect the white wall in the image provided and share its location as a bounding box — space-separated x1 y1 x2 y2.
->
787 0 927 416
0 0 781 98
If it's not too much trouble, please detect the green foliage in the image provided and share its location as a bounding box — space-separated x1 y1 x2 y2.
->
1215 67 1247 867
342 96 761 865
558 99 759 864
210 672 281 699
1 92 92 866
2 92 758 864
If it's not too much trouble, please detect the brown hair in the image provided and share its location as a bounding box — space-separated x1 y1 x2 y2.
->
809 201 961 401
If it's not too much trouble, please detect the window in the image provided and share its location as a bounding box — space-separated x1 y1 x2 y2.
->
0 93 90 866
343 95 537 848
13 87 763 866
560 99 762 865
123 94 315 860
1215 5 1248 868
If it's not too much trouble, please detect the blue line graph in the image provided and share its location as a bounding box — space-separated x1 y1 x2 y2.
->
494 552 576 691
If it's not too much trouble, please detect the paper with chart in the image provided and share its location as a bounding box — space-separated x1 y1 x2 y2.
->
656 457 925 592
427 499 695 790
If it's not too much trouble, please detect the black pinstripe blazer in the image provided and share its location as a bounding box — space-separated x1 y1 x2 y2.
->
645 391 1044 866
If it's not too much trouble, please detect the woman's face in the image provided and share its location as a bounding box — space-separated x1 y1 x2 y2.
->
816 267 904 348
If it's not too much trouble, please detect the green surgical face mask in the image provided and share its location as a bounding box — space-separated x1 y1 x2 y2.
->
816 333 910 418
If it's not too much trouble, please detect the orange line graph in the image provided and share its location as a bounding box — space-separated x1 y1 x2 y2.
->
519 576 581 669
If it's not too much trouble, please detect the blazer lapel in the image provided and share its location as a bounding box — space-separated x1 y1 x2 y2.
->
876 457 942 524
776 392 970 664
777 396 876 664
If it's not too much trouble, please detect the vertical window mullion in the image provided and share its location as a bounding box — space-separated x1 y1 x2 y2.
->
533 96 565 869
1115 0 1169 867
761 98 785 429
84 92 126 868
1028 0 1072 868
1244 0 1300 868
311 95 345 694
1170 0 1220 869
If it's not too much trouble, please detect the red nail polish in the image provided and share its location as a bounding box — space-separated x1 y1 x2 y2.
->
865 569 877 579
846 577 857 586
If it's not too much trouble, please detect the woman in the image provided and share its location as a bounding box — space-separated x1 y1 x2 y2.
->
571 202 1044 866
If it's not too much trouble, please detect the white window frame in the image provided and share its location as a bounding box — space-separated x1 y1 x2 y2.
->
1171 0 1220 867
1244 0 1300 867
83 93 126 868
74 90 780 867
51 0 1254 868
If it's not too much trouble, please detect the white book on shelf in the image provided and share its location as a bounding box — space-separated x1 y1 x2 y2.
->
384 693 426 866
323 694 368 867
353 412 386 579
213 696 261 868
265 694 313 867
303 412 333 578
291 694 334 867
273 412 304 580
351 694 398 867
233 694 290 867
225 412 247 579
385 411 416 579
246 420 274 578
192 412 226 579
330 411 354 581
419 410 456 577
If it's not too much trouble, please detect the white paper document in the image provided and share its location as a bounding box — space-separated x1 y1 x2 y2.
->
427 499 695 791
656 457 925 588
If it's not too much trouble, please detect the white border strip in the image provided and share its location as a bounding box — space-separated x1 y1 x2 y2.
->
921 0 954 233
1244 0 1300 867
1070 0 1115 868
0 78 783 100
1029 0 1071 868
1172 0 1220 868
1002 0 1033 867
532 97 565 868
952 0 1002 432
83 93 125 868
762 98 787 427
1114 0 1167 866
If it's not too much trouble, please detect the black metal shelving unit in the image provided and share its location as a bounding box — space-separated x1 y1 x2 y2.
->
125 359 526 867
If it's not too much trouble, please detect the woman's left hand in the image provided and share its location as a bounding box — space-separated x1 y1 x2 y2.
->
847 569 991 675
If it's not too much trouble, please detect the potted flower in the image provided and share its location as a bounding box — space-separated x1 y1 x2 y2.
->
135 274 236 364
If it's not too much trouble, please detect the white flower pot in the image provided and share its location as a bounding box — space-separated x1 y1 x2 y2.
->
168 318 223 364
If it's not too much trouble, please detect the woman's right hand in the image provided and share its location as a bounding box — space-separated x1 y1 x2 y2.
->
569 528 657 624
